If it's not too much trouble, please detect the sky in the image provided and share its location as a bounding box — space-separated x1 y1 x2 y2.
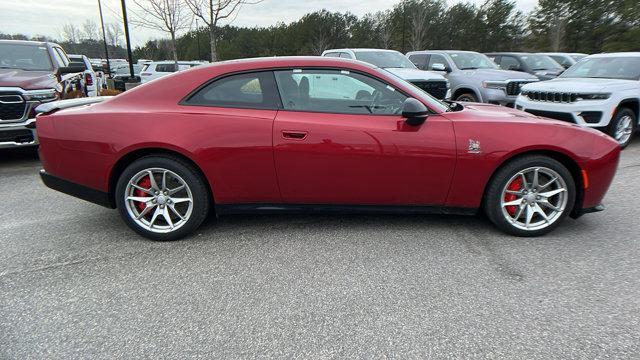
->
0 0 538 47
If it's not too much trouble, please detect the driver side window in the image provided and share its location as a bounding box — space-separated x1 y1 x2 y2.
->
274 69 407 115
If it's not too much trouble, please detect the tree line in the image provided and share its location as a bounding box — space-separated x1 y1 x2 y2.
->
2 0 638 63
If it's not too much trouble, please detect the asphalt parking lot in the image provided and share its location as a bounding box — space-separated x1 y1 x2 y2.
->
1 139 639 359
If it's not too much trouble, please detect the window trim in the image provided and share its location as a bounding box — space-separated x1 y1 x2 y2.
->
179 70 282 110
180 66 440 115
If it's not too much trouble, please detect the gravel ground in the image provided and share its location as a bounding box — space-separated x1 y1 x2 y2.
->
1 138 639 359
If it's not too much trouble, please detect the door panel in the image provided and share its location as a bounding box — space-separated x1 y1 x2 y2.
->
273 111 457 205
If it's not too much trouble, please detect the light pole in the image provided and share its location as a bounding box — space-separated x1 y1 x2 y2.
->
195 18 201 61
97 0 110 72
120 0 135 79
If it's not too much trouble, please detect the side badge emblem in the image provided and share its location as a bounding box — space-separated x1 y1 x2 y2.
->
468 139 481 154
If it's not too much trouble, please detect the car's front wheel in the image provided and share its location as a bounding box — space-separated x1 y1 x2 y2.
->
115 155 210 241
608 107 636 148
484 155 576 237
455 92 478 102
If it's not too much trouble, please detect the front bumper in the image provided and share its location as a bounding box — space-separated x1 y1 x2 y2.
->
482 88 519 106
0 118 38 149
514 95 616 127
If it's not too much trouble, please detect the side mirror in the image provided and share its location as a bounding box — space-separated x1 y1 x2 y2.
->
402 98 429 126
58 65 85 75
431 63 448 72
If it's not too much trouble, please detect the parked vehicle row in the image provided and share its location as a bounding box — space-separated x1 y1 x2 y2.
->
68 54 104 97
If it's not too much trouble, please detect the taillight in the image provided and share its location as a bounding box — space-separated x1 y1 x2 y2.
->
85 73 93 86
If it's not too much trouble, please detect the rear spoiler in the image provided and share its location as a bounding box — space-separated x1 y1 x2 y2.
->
35 96 113 115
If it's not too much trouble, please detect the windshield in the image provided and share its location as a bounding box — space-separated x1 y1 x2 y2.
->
354 51 416 69
560 57 640 80
520 54 562 70
0 43 53 71
449 52 498 70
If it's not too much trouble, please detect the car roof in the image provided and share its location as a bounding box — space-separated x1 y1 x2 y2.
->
0 39 59 47
324 48 401 54
586 52 640 58
408 50 479 54
485 52 531 56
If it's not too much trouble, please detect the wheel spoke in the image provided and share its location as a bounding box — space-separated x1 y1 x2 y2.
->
136 203 156 220
149 206 161 228
172 197 192 204
167 184 185 196
147 171 160 191
127 196 154 203
162 207 174 229
513 204 525 220
539 188 566 198
168 203 185 221
539 199 561 212
539 177 557 190
161 170 168 191
525 204 534 228
519 172 528 189
131 183 152 194
533 203 550 223
503 199 523 207
532 168 540 188
505 189 524 195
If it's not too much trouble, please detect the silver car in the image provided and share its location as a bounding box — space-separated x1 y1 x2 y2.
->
407 50 538 106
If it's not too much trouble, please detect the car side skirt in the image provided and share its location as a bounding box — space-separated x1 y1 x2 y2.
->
40 170 115 209
215 203 478 216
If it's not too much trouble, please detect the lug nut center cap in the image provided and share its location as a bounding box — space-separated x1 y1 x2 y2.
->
156 195 167 205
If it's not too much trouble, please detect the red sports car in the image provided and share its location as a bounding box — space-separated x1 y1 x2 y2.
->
36 57 620 240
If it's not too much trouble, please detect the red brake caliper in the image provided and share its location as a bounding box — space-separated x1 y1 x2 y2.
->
504 177 523 216
135 176 152 212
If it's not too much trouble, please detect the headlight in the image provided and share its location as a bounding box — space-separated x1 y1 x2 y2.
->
576 93 610 101
23 89 58 102
482 80 507 89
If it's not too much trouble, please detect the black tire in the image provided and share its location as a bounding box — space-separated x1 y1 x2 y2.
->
455 92 478 102
608 107 637 149
484 155 576 237
115 155 210 241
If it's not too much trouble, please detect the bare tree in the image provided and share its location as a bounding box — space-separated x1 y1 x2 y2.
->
184 0 263 62
374 11 394 48
106 22 123 47
408 6 428 51
60 23 80 43
129 0 193 64
81 20 99 40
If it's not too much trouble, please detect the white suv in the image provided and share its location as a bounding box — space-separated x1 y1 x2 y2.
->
140 61 205 83
516 52 640 147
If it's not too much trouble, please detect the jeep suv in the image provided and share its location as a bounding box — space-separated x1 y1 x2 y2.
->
516 52 640 148
485 52 564 80
321 49 450 100
407 50 538 106
0 40 84 149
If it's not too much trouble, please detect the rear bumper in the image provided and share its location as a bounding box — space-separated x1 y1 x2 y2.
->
0 119 38 149
40 170 115 208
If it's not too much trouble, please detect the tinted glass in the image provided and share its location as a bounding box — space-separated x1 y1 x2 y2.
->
156 64 177 72
339 53 352 59
185 71 279 109
408 54 428 69
274 69 407 115
324 52 340 58
549 55 573 68
427 54 448 70
499 56 520 70
520 54 562 70
354 51 416 69
0 44 53 71
560 57 640 80
449 52 497 69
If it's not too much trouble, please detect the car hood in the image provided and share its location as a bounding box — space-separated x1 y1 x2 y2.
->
0 68 57 90
384 68 446 81
453 102 582 127
458 68 538 81
521 77 639 92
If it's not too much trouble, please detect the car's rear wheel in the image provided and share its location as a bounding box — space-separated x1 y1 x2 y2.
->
455 92 478 102
484 156 576 237
115 156 210 241
608 108 636 148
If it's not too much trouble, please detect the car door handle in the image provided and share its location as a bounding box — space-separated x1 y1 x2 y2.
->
282 131 308 140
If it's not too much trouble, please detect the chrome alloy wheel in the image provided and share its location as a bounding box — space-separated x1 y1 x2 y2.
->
614 115 633 145
500 167 568 231
124 168 194 234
